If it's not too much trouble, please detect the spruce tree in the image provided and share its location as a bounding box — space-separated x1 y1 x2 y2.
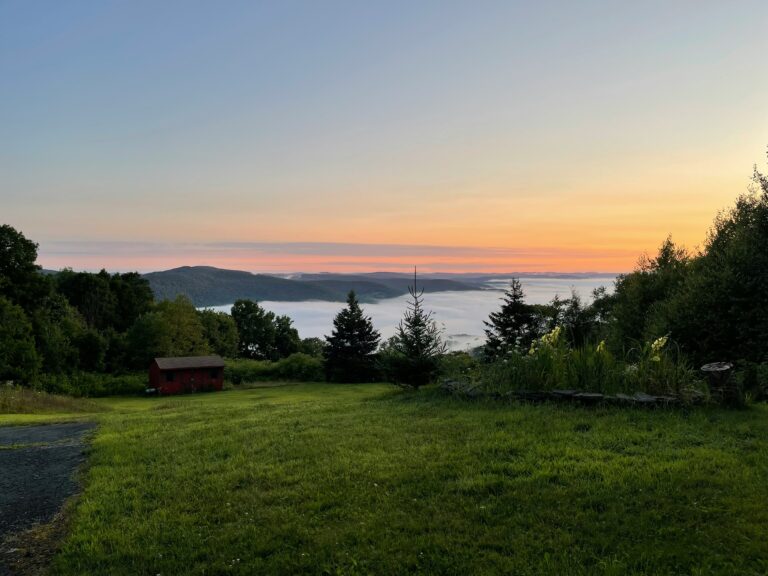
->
483 278 535 359
324 291 381 382
388 269 446 388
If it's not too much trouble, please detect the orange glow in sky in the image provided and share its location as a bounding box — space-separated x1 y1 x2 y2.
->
5 2 768 274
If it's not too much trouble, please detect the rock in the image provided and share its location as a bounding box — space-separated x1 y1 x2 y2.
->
574 392 604 404
633 392 658 406
440 379 461 391
512 390 549 402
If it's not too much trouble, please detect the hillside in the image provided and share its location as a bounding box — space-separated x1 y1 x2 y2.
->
144 266 481 306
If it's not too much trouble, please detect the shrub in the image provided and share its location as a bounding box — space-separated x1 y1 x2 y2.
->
624 337 707 399
224 358 274 384
734 361 768 401
439 351 478 379
225 354 324 384
0 384 104 414
564 344 624 394
273 353 324 382
35 372 147 397
473 328 706 401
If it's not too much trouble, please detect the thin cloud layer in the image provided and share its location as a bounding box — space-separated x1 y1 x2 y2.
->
37 241 633 273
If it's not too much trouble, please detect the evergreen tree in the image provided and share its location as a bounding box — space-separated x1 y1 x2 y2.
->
324 291 380 382
387 270 446 388
483 278 535 359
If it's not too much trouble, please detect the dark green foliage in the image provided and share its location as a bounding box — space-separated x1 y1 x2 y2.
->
198 309 239 357
154 296 210 357
483 278 536 359
607 236 690 348
109 272 154 332
126 296 209 369
55 269 153 332
224 354 324 384
273 353 324 381
0 296 40 383
662 167 768 364
474 331 704 399
75 329 108 372
30 293 84 374
103 329 129 373
274 315 301 359
231 299 277 360
324 291 381 382
35 372 147 397
599 158 768 368
439 351 478 379
299 337 326 358
0 224 50 311
230 300 303 361
125 313 170 369
545 291 604 347
386 277 446 388
55 269 119 330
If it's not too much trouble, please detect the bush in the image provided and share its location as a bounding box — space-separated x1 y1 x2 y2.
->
439 351 478 379
733 361 768 401
0 384 104 414
273 353 324 382
623 337 703 398
35 372 147 397
474 328 706 400
224 358 273 384
225 354 324 385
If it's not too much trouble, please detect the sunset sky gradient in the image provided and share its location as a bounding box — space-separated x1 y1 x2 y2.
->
2 1 767 273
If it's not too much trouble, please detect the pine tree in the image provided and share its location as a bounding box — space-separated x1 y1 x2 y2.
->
388 269 446 388
324 291 381 382
483 278 535 359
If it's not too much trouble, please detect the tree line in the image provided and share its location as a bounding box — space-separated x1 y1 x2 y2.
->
2 151 767 394
0 225 444 389
480 158 768 396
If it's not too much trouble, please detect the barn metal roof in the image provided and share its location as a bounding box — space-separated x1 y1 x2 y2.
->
154 355 225 370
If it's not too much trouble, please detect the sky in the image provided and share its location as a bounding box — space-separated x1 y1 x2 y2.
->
2 1 767 273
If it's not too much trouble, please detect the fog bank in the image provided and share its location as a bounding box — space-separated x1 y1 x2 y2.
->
211 277 613 351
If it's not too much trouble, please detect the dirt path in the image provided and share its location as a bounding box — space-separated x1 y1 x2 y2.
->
0 422 95 574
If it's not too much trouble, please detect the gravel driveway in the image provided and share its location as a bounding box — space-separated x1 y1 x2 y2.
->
0 422 95 543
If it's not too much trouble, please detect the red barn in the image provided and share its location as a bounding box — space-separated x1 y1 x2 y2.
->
148 355 225 395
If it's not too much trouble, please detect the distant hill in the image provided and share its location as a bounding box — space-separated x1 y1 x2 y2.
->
143 266 481 307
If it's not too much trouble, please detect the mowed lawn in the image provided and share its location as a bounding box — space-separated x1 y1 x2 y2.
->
15 385 768 575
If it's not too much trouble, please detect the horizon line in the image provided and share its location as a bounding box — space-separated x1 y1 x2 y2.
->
34 239 638 275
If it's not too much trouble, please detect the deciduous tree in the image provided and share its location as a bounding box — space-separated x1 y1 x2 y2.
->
0 296 40 384
231 299 277 360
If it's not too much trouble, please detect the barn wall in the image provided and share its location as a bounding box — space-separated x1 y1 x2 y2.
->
155 366 224 395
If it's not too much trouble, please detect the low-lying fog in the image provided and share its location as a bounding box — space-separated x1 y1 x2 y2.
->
210 277 614 351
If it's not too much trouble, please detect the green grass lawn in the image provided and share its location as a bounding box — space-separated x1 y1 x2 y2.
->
4 384 768 575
